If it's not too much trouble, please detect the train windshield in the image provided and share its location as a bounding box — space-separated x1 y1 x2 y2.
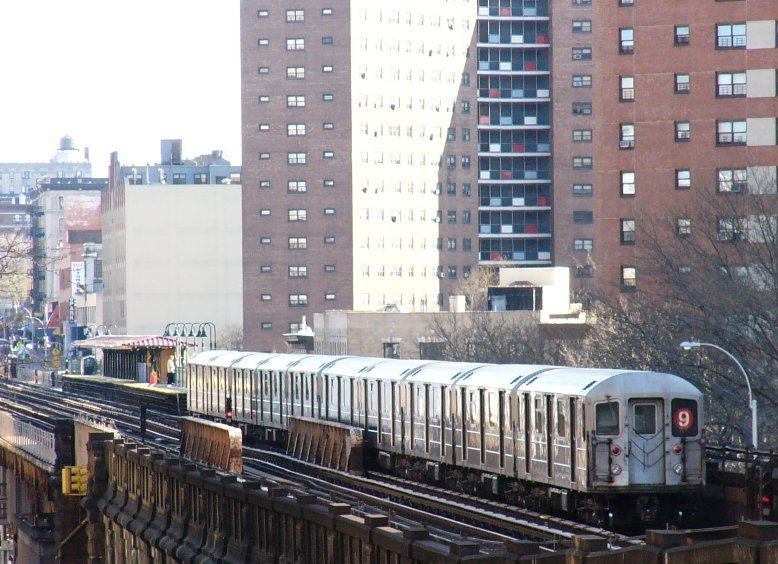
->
595 401 620 435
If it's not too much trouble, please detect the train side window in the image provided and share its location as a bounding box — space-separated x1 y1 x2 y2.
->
595 401 620 435
469 391 477 423
488 393 498 426
416 385 424 416
557 398 566 436
534 396 542 430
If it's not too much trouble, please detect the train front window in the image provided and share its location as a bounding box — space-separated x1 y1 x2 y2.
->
595 401 619 435
633 403 656 435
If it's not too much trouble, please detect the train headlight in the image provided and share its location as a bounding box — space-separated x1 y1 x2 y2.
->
610 445 621 456
611 464 622 476
673 463 684 475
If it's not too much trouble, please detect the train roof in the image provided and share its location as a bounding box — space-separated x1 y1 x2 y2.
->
518 367 702 398
188 350 256 368
458 364 556 388
403 361 488 384
321 356 387 377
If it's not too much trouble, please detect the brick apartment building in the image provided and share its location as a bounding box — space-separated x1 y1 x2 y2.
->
240 0 778 350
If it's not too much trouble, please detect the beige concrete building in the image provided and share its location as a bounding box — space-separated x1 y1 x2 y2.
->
102 153 243 335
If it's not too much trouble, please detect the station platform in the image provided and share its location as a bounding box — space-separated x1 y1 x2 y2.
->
61 374 186 415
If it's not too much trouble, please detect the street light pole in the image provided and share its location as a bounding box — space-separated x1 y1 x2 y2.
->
680 340 757 448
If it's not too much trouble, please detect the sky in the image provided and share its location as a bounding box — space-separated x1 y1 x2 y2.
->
0 1 241 176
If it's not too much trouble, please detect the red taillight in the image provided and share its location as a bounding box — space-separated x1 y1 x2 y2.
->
611 445 621 455
226 410 233 422
762 496 771 505
673 444 683 454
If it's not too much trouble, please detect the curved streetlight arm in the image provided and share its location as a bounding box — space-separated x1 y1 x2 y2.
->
680 340 758 448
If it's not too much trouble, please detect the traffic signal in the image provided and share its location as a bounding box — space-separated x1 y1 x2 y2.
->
62 466 89 496
225 397 233 424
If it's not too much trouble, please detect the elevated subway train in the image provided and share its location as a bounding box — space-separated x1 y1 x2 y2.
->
186 351 704 527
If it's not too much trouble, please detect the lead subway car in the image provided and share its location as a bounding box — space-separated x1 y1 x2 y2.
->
186 352 704 528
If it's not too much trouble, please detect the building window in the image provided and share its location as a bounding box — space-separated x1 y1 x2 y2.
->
260 208 271 216
717 168 747 192
717 120 747 145
461 156 471 169
260 265 271 273
258 38 269 46
324 264 336 272
574 238 593 251
286 9 304 22
287 152 307 165
288 180 307 193
260 180 271 188
621 171 635 196
619 0 634 5
324 208 335 215
717 72 747 97
323 150 334 159
261 322 273 330
716 23 746 49
325 293 336 301
621 219 636 244
286 38 305 51
323 179 335 187
289 265 308 278
446 182 456 196
287 95 305 107
261 294 272 302
462 183 471 197
193 173 208 184
620 76 634 101
288 237 307 249
259 95 270 103
675 121 691 141
573 211 594 224
717 217 746 242
573 184 593 197
322 65 334 73
575 265 594 278
447 238 457 251
322 36 333 45
257 9 269 17
621 266 637 291
447 266 457 279
288 209 307 222
260 237 271 245
323 122 334 130
620 123 635 149
463 239 472 252
573 74 592 87
447 211 457 224
462 211 471 224
259 152 270 160
675 73 690 94
287 123 306 136
170 173 186 184
573 129 592 142
572 102 592 115
619 28 634 54
573 20 592 33
572 47 592 60
460 101 471 114
446 155 456 169
258 66 269 74
287 66 305 79
676 217 692 237
324 236 335 244
322 93 334 101
573 156 593 169
675 25 690 45
322 8 332 15
572 0 592 5
676 169 691 189
289 294 308 306
259 124 270 131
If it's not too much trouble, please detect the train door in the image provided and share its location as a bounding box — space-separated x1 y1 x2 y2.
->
628 399 665 484
569 398 577 484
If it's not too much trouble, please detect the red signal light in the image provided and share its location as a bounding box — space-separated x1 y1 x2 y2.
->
762 496 771 505
672 444 683 454
611 445 621 455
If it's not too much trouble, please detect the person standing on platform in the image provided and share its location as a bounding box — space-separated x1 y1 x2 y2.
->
167 354 176 385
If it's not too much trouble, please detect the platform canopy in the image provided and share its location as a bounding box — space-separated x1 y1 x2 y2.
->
71 335 185 350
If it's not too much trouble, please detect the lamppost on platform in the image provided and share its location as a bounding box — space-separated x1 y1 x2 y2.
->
162 322 217 385
17 305 48 368
680 340 757 448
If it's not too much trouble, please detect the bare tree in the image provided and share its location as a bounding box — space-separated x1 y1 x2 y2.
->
219 325 243 351
566 172 778 447
0 229 32 302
